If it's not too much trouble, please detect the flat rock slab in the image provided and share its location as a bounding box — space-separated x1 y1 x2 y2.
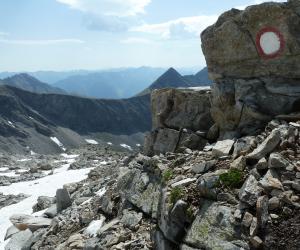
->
212 140 235 158
9 214 52 232
171 178 197 188
5 229 32 250
247 129 281 160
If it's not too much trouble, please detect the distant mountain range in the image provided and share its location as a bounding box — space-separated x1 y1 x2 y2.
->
0 73 66 95
0 67 212 99
52 67 166 99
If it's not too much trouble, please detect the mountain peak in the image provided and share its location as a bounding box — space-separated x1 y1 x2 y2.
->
149 67 187 90
1 73 66 95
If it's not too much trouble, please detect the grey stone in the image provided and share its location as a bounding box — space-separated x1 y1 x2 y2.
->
256 196 269 229
97 219 120 235
233 136 255 158
4 225 19 240
171 178 197 188
256 158 268 170
151 88 213 132
9 214 52 232
32 196 54 212
63 182 78 194
249 217 258 237
117 169 160 218
154 230 176 250
44 204 57 218
56 188 72 213
268 153 290 169
5 229 32 250
250 236 263 249
230 156 246 171
268 197 281 211
212 139 235 158
259 170 283 191
121 210 143 229
159 198 190 244
197 170 225 199
247 129 281 160
242 212 253 228
184 201 240 250
239 175 262 207
191 160 216 174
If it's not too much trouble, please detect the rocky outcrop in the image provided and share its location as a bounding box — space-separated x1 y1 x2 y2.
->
201 0 300 138
144 88 213 155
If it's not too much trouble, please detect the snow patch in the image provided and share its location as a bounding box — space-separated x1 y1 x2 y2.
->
30 150 36 156
95 187 106 197
17 158 31 162
84 216 106 237
120 144 133 151
61 153 79 159
7 121 15 128
0 167 9 172
0 172 18 177
85 139 98 145
107 142 113 145
50 137 66 151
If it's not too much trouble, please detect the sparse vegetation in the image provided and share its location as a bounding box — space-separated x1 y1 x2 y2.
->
170 186 184 205
218 169 244 188
162 169 174 183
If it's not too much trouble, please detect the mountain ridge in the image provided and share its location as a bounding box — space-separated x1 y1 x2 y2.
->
0 73 66 95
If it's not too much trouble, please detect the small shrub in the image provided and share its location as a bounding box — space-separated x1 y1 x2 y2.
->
162 169 174 183
186 206 195 221
218 169 244 188
170 187 184 205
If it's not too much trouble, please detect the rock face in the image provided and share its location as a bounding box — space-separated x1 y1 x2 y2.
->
144 88 213 155
201 0 300 137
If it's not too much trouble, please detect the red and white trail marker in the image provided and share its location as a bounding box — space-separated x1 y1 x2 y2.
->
256 27 285 59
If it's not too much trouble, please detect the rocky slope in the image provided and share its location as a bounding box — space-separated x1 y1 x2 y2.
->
0 85 150 154
2 118 300 249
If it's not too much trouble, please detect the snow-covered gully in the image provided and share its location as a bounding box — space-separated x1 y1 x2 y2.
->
0 154 93 249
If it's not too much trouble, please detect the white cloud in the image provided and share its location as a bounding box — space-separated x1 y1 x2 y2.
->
56 0 151 17
121 37 154 44
131 15 218 40
0 38 85 45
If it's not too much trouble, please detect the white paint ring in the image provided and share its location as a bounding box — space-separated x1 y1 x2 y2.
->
259 31 281 55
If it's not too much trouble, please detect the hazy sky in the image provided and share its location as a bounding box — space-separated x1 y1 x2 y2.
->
0 0 286 71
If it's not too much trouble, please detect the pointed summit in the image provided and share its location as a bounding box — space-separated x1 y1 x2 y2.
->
149 67 188 90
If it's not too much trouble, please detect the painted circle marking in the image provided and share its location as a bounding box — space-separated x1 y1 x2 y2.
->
256 27 285 59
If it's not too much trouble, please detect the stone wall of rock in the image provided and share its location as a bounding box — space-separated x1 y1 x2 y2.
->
201 0 300 138
144 88 213 155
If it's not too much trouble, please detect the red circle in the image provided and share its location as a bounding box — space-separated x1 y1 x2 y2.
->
256 27 285 59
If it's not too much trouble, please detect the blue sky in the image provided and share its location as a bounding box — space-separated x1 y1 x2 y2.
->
0 0 286 71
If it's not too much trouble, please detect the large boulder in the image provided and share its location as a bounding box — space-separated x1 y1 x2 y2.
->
9 214 51 232
144 88 213 155
184 201 246 249
151 88 213 131
201 1 300 137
